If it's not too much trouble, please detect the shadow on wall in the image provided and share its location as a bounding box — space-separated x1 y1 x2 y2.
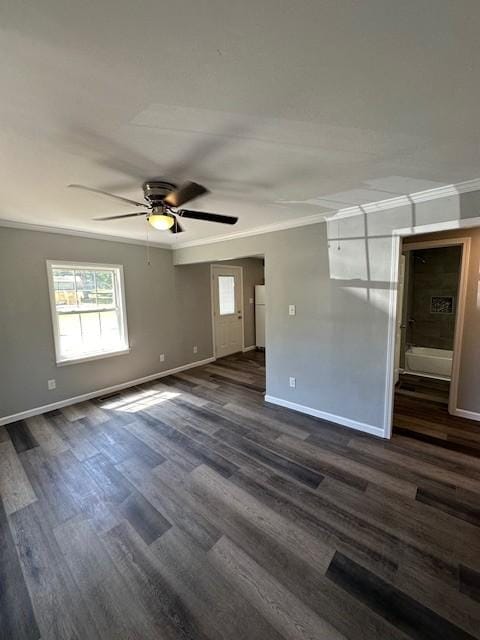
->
325 190 478 308
321 189 480 424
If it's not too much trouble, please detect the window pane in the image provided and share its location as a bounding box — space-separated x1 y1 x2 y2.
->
80 311 101 344
58 313 82 356
96 271 114 306
76 270 97 309
53 269 78 310
100 310 121 348
218 276 235 315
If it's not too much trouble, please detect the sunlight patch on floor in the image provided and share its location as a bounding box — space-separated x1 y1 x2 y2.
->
100 389 180 412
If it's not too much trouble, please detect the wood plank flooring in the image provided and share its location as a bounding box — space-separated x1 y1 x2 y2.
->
1 351 480 639
396 373 450 404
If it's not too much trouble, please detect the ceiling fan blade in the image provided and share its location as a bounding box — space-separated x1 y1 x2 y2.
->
169 217 184 233
68 184 146 207
178 209 238 225
164 181 209 207
93 212 148 220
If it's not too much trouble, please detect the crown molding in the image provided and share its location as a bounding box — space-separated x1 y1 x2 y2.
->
173 212 330 249
2 177 480 252
0 218 171 249
173 177 480 250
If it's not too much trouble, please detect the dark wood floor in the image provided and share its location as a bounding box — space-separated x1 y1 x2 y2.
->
397 372 450 404
1 352 480 640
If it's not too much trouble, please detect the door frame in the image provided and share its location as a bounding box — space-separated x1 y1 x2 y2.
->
386 235 471 437
210 264 245 359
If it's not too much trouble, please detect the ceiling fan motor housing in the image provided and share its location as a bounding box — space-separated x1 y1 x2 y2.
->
143 180 177 206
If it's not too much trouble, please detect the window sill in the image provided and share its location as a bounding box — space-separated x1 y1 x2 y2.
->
56 347 131 367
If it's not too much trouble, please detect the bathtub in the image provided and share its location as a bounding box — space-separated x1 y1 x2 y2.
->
405 346 452 380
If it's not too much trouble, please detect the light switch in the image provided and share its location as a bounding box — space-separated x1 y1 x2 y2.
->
289 304 296 316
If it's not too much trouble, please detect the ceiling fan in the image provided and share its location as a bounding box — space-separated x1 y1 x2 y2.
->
68 180 238 233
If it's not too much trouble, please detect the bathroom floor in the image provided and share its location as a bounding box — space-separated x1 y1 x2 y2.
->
394 381 480 459
396 373 450 404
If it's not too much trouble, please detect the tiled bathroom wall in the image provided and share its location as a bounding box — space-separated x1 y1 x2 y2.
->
407 246 461 350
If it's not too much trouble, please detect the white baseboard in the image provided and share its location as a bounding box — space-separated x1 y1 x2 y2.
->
451 407 480 422
0 357 216 427
242 345 257 352
264 395 386 438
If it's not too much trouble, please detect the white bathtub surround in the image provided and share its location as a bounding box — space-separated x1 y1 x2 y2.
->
405 346 453 380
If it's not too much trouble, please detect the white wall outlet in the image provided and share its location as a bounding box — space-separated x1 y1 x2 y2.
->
289 304 296 316
289 376 296 388
47 379 56 390
193 345 198 354
159 354 165 362
249 297 254 304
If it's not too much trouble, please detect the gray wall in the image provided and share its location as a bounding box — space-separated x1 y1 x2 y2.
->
407 246 461 350
0 228 213 418
0 228 265 419
173 188 480 433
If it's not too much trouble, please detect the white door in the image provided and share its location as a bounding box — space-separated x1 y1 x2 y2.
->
394 254 406 384
212 266 244 358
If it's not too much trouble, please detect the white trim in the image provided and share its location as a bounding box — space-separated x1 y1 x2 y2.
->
0 218 170 249
243 345 256 352
55 347 131 367
173 177 480 250
2 177 480 253
451 407 480 422
177 213 330 249
210 264 245 358
385 234 471 438
264 395 385 438
46 260 130 366
383 234 401 439
0 357 215 426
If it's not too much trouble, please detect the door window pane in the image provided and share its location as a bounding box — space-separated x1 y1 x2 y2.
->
218 276 235 315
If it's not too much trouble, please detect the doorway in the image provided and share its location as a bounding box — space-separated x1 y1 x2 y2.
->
393 236 470 420
211 265 244 358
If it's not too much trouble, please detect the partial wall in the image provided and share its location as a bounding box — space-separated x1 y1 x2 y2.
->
0 227 213 419
174 187 480 436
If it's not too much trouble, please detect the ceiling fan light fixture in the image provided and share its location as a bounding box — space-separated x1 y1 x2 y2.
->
148 213 175 230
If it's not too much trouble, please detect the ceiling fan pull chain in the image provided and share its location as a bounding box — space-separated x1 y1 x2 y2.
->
146 228 151 266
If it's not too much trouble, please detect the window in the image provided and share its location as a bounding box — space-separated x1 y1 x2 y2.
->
218 275 235 315
46 261 129 365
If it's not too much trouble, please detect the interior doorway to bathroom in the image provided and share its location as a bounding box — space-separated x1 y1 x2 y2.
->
393 234 470 417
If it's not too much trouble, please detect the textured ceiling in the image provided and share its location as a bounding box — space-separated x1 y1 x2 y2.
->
1 0 480 246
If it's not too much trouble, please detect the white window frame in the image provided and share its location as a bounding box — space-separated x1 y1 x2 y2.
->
46 260 130 366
